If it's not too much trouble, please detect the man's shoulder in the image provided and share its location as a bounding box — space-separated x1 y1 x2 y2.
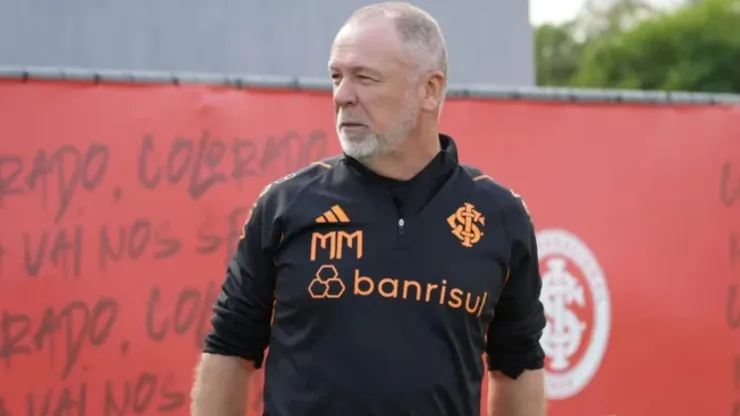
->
460 163 520 203
459 163 530 218
254 155 343 211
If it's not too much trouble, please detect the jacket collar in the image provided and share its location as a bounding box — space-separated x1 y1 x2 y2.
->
341 134 459 216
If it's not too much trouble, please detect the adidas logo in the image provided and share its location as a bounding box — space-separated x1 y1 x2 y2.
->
316 205 350 223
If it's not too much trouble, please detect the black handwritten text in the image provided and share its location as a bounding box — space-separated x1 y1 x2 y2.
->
10 374 186 416
23 225 83 278
721 161 740 208
137 130 328 199
728 284 740 330
196 206 249 265
0 297 119 380
26 382 87 416
103 372 186 415
0 144 109 223
99 219 181 272
145 282 218 349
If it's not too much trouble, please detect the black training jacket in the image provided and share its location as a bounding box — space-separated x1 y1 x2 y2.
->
204 134 546 416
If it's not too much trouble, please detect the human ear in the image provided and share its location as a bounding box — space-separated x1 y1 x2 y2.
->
421 70 445 112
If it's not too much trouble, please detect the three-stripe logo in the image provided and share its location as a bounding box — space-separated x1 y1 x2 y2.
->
315 205 350 223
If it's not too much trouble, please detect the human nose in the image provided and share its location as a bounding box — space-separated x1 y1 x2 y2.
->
333 78 358 108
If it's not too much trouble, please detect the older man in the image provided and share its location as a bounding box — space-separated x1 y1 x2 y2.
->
190 3 546 415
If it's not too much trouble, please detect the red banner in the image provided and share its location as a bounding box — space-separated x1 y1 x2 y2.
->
0 79 738 416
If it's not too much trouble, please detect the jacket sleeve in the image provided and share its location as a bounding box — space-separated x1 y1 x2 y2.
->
486 196 546 379
203 188 277 369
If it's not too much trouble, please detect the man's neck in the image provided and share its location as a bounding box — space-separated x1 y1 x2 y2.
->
362 132 441 181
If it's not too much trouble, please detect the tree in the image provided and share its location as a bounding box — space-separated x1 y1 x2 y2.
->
535 0 658 87
534 0 740 93
534 22 583 86
578 0 657 39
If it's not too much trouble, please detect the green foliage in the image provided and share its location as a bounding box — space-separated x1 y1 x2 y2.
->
535 0 740 93
535 22 583 86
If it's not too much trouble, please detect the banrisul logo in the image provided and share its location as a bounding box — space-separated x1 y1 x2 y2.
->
308 207 489 316
536 229 611 400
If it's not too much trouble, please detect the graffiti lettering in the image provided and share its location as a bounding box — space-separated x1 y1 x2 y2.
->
0 156 23 209
0 375 186 416
145 283 218 349
728 284 740 329
0 144 109 223
724 161 740 415
99 219 181 272
721 162 740 208
0 298 118 380
26 383 87 416
23 225 83 278
0 112 332 416
103 372 186 415
137 130 328 199
17 219 182 278
196 206 249 265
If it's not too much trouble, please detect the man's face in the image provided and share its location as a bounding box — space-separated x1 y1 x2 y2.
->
328 19 422 160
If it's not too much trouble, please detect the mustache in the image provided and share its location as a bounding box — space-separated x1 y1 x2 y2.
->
336 118 369 126
336 111 368 125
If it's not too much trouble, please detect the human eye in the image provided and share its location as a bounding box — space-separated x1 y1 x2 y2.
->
357 74 376 84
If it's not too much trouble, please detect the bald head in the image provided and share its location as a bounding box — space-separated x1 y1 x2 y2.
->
345 2 448 80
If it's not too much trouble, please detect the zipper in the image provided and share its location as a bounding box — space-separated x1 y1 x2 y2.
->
397 218 405 237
